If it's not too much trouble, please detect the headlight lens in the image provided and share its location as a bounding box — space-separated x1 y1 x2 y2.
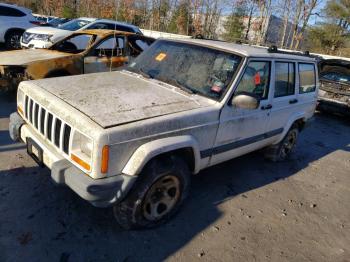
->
71 130 93 171
33 34 53 42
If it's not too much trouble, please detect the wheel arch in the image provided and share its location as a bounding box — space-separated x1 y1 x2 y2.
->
122 135 201 176
45 69 71 78
5 28 25 39
274 113 308 144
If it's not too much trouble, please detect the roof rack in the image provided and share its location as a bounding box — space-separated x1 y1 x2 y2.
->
268 45 311 57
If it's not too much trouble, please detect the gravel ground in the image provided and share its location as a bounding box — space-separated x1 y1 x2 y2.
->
0 94 349 262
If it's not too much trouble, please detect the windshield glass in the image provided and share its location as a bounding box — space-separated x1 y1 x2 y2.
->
51 33 95 53
322 72 350 83
126 40 242 100
59 19 91 31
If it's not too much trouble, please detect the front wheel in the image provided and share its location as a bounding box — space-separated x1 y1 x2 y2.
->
264 126 299 162
5 30 23 50
113 155 191 229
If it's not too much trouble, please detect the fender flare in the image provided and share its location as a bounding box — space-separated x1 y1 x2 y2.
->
274 112 307 144
122 135 201 176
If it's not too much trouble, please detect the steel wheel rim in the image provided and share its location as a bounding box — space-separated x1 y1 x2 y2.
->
281 130 297 159
10 35 21 49
143 175 181 221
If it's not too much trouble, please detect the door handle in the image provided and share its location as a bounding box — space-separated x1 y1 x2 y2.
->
289 99 298 104
261 104 272 110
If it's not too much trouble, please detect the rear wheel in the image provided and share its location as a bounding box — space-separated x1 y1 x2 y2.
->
5 30 23 50
264 126 299 162
113 155 191 229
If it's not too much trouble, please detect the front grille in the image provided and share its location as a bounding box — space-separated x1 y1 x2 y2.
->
24 95 72 155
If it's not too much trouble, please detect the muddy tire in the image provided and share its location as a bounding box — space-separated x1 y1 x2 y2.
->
264 126 299 162
113 155 191 230
5 30 23 50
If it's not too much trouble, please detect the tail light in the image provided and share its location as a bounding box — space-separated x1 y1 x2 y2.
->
30 21 42 25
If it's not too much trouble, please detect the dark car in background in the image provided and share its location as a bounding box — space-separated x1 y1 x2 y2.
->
317 59 350 116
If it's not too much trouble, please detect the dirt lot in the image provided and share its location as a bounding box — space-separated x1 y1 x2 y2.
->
0 93 349 262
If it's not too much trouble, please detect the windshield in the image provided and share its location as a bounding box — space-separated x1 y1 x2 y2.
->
51 33 95 53
126 40 242 100
48 18 70 27
59 19 91 31
322 72 350 83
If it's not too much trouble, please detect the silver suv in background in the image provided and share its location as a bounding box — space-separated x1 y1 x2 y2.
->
0 3 39 49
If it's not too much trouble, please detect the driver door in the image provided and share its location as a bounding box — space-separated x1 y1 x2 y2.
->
210 59 275 166
84 36 128 73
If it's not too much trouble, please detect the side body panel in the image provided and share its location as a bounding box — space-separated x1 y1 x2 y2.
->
25 55 83 79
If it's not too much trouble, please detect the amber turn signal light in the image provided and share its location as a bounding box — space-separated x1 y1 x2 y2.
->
101 145 109 173
71 153 91 171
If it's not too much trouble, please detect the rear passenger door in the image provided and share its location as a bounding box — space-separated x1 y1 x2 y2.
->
267 61 298 136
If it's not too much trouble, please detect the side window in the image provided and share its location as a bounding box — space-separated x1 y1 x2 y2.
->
299 63 316 93
115 25 134 33
274 62 295 97
93 37 124 57
0 6 26 17
235 61 271 100
128 36 155 57
53 34 93 53
87 23 109 30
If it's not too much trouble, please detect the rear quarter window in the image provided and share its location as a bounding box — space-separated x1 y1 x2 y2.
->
0 6 26 17
299 63 316 93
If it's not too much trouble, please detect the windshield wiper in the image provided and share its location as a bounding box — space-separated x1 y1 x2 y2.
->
156 76 197 95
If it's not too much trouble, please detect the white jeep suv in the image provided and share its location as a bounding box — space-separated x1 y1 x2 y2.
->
10 39 319 229
0 3 38 49
21 17 142 49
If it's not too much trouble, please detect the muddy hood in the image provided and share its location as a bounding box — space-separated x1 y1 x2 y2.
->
33 71 213 128
0 49 71 66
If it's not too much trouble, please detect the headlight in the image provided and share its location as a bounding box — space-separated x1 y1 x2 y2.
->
71 130 93 171
17 88 25 115
33 34 53 42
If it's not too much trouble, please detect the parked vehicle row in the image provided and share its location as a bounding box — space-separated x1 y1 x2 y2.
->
9 40 319 229
0 3 143 50
21 18 143 49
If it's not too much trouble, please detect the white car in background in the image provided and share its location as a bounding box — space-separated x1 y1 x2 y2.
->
21 18 142 49
0 3 39 49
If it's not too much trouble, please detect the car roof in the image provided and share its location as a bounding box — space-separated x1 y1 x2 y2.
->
79 29 135 36
167 38 316 62
94 19 140 30
77 17 98 22
0 3 32 14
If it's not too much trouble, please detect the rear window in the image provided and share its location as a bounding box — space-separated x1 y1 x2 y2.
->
299 63 316 93
0 6 26 17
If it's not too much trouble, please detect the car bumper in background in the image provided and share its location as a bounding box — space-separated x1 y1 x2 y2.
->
317 98 350 116
9 112 137 207
21 40 53 49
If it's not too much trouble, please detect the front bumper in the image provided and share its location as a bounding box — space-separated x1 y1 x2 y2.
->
9 112 137 207
317 97 350 116
21 39 53 49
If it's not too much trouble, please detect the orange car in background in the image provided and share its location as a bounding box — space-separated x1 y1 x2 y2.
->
0 29 155 92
